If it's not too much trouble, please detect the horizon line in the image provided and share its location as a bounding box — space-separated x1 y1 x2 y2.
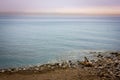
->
0 12 120 16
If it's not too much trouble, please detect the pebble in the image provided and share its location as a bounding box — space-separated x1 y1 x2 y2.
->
1 69 5 73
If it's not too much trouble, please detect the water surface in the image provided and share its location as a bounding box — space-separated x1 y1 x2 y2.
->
0 15 120 68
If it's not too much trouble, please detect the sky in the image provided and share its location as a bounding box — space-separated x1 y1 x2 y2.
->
0 0 120 15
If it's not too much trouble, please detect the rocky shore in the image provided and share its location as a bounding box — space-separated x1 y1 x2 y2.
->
0 51 120 80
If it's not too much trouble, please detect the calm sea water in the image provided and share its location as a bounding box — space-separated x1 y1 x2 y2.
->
0 15 120 68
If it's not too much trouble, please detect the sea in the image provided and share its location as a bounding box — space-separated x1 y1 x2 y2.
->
0 15 120 68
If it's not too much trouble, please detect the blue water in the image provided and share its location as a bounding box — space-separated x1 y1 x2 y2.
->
0 15 120 68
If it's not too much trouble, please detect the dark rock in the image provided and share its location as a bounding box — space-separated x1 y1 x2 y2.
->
97 54 103 58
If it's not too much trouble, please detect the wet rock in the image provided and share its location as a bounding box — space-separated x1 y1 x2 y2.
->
97 54 103 58
61 62 69 69
68 60 72 68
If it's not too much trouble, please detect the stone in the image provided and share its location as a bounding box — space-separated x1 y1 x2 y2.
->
1 69 5 73
97 54 103 58
35 67 39 71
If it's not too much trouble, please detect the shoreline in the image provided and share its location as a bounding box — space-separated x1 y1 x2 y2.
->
0 50 116 69
0 51 120 80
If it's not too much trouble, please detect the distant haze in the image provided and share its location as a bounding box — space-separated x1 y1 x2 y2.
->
0 0 120 15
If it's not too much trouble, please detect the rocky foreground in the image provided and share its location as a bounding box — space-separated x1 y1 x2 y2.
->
0 51 120 80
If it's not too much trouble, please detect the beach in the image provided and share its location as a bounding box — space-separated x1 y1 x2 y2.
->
0 0 120 80
0 51 120 80
0 15 120 80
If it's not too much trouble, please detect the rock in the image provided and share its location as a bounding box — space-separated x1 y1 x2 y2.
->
0 69 5 73
35 67 39 71
40 67 44 71
9 68 16 72
97 54 103 58
116 74 120 77
51 66 55 69
59 63 62 67
110 52 120 57
80 57 93 67
84 57 89 62
68 60 76 68
23 68 26 71
61 62 69 68
54 63 59 68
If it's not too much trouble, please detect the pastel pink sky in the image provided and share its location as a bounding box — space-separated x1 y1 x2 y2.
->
0 0 120 15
